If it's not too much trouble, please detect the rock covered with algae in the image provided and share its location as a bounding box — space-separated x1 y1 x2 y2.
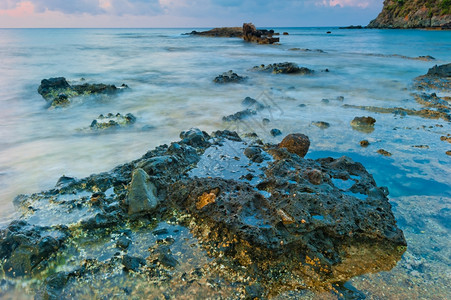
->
0 129 406 299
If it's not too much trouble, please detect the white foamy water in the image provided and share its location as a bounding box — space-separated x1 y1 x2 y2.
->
0 27 450 297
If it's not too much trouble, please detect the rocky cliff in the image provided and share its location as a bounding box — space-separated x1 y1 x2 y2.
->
368 0 451 28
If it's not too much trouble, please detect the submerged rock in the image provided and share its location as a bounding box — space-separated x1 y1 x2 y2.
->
222 108 257 122
0 129 406 298
37 77 129 108
270 128 282 137
252 62 314 75
213 70 246 84
312 121 330 129
0 221 68 277
377 149 392 157
90 113 136 130
351 116 376 133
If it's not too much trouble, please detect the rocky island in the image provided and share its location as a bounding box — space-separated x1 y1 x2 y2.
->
367 0 451 29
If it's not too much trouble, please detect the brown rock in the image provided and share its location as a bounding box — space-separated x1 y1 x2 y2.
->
360 140 370 147
242 23 280 44
446 150 451 156
279 133 310 157
377 149 392 157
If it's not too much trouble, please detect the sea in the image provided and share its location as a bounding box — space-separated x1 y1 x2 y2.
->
0 27 450 298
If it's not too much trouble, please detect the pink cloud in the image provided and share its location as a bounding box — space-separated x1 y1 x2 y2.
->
0 1 34 17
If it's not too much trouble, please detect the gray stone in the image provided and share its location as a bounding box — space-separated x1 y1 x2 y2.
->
126 168 159 215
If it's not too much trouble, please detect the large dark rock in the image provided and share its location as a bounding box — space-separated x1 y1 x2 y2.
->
0 221 68 277
37 77 129 108
37 77 71 100
170 144 406 291
426 63 451 77
0 129 405 298
414 63 451 91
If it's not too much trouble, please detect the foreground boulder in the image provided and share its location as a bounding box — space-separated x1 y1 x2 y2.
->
37 77 129 108
0 129 405 298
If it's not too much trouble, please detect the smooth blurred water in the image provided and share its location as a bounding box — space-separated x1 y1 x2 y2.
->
0 27 450 297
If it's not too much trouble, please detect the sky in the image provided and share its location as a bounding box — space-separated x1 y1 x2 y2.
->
0 0 384 28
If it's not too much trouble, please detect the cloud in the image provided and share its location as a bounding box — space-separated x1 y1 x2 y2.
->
0 0 384 27
320 0 378 8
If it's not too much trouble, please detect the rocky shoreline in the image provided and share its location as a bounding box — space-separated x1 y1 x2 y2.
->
0 127 406 299
367 0 451 29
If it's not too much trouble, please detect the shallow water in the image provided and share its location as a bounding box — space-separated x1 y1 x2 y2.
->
0 27 450 298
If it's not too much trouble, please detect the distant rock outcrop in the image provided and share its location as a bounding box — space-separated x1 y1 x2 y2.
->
367 0 451 29
186 23 280 44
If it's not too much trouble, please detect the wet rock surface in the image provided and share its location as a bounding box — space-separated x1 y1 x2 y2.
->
343 91 451 123
37 77 129 108
252 62 314 75
415 63 451 91
0 130 406 298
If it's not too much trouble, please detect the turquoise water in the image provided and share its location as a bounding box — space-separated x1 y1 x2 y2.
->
0 28 450 298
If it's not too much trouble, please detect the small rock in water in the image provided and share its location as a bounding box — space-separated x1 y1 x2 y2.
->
312 121 330 129
241 96 266 110
270 128 282 137
262 118 270 125
377 149 392 157
213 70 246 84
222 109 257 122
446 150 451 156
351 116 376 133
252 62 314 75
244 146 264 163
90 113 136 130
279 133 310 157
360 140 370 147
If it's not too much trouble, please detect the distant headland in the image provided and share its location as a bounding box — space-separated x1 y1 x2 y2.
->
367 0 451 29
